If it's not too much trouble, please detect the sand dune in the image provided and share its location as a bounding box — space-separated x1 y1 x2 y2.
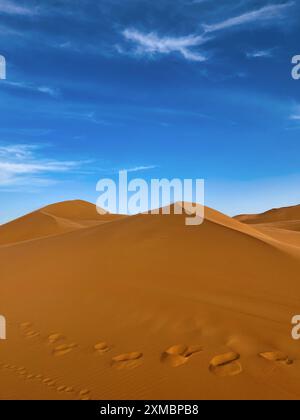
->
236 204 300 228
236 203 300 251
0 200 123 246
0 201 300 400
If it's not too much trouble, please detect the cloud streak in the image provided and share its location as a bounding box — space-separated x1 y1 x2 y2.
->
120 3 294 62
246 49 274 59
3 80 60 98
122 29 208 62
203 2 294 33
0 0 37 16
121 165 157 173
0 144 85 187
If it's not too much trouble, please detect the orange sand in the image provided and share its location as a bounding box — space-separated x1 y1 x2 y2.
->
0 200 300 400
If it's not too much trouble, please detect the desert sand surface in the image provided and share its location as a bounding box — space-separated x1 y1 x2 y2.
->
0 200 300 400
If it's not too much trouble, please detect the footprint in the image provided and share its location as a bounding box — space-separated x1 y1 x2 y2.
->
79 389 91 400
42 378 53 385
46 380 57 388
161 344 203 367
48 333 65 344
94 342 110 354
1 359 82 399
18 369 28 376
209 352 242 377
53 343 77 357
20 322 32 329
259 351 293 365
57 385 67 393
25 330 40 339
112 352 143 370
2 364 11 369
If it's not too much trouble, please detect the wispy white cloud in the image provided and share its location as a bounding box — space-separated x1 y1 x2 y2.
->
0 144 85 187
62 110 107 125
189 0 210 4
4 80 60 98
0 144 35 159
288 104 300 121
120 3 293 63
57 41 82 52
122 29 208 62
109 165 157 175
203 2 294 33
246 49 274 59
285 105 300 129
37 86 60 97
121 165 157 173
0 0 37 16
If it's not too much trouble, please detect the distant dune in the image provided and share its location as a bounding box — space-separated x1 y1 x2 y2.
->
236 204 300 250
236 204 300 227
0 200 124 246
0 201 300 400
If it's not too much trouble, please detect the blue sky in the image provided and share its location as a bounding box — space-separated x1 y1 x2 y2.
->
0 0 300 223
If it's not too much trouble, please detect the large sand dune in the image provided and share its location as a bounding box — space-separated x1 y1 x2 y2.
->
0 200 124 246
0 201 300 400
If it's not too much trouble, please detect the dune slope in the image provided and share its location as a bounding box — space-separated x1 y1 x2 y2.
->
0 203 300 400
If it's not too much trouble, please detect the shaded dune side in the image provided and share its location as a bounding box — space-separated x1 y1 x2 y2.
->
0 211 80 246
251 224 300 250
153 203 300 256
